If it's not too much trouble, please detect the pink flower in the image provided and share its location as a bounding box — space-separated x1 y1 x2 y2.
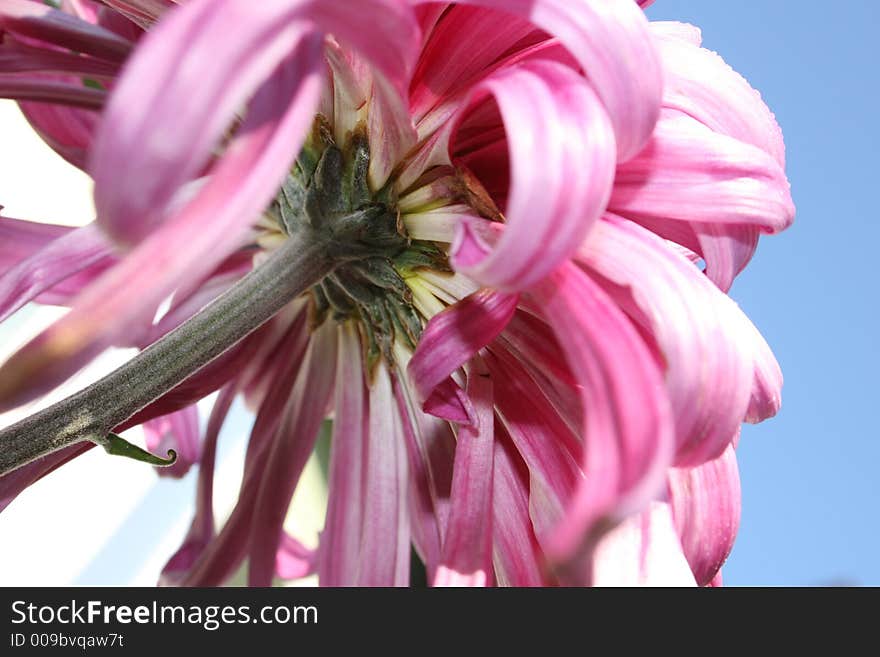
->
0 0 793 586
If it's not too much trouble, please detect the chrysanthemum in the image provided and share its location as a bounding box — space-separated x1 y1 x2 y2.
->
0 0 793 586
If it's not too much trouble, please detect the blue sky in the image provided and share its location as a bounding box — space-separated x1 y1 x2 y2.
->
646 1 880 585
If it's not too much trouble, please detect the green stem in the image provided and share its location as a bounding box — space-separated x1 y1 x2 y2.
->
0 231 334 477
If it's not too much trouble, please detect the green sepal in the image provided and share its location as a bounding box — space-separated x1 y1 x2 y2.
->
101 433 178 468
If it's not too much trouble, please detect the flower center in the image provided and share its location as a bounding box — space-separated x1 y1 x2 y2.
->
265 117 450 370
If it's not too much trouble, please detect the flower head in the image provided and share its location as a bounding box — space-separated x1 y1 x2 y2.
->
0 0 793 586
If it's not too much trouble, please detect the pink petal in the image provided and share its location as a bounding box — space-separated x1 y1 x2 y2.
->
707 571 723 587
182 317 312 586
610 110 795 289
434 362 495 587
649 21 702 46
247 325 336 586
91 0 418 245
411 36 576 163
408 288 518 423
0 223 114 324
491 434 546 586
448 59 615 290
611 110 794 234
324 39 368 143
18 101 98 170
692 221 759 292
319 323 367 586
419 0 661 161
159 383 235 586
0 215 72 268
0 36 121 77
532 262 674 565
90 0 324 245
409 5 537 122
367 74 418 191
394 367 456 581
97 0 174 29
275 531 317 581
62 0 101 24
415 2 448 38
337 22 419 191
742 316 784 423
356 360 410 586
484 346 581 549
579 215 754 465
142 404 200 479
592 501 696 586
496 310 581 428
0 77 105 109
652 23 786 167
668 443 740 587
0 40 324 410
0 0 132 63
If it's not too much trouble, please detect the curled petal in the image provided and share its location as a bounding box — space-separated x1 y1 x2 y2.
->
580 215 753 465
91 0 325 245
409 5 537 122
0 38 324 411
611 111 794 234
668 443 741 587
449 59 616 290
693 222 759 293
91 0 418 245
652 24 786 167
610 110 794 289
533 262 674 564
421 0 661 161
743 318 783 423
